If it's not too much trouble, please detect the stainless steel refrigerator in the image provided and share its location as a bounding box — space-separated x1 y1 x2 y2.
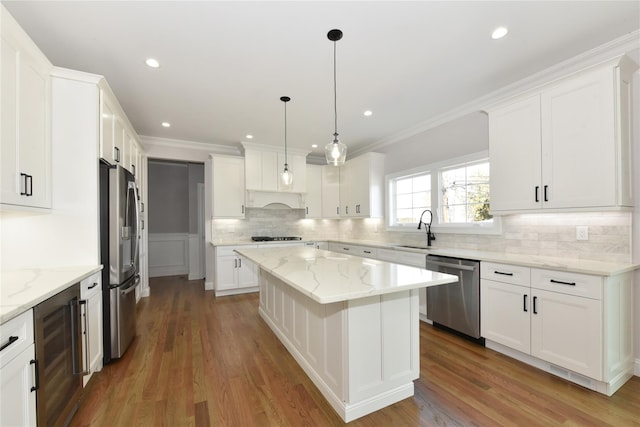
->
100 161 140 362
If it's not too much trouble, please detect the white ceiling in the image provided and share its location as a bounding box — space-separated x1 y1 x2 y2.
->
3 1 640 158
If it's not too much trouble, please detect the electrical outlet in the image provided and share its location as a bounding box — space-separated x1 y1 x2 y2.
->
576 226 589 241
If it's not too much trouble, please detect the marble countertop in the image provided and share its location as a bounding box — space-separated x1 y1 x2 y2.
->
212 238 638 276
234 247 458 304
1 265 102 324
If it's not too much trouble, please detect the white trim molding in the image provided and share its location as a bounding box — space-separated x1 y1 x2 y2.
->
140 135 241 158
635 358 640 377
148 233 189 278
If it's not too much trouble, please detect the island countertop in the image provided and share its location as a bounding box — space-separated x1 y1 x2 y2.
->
234 246 458 304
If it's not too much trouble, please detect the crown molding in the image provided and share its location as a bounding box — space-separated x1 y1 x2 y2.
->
50 67 103 84
140 135 242 157
240 141 311 157
352 30 640 158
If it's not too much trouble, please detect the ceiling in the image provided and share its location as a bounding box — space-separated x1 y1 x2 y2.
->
3 1 640 159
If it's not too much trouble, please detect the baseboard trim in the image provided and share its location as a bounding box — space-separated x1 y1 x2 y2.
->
635 358 640 376
204 281 214 291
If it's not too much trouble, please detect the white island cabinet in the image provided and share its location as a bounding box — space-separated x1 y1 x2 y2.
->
235 246 457 422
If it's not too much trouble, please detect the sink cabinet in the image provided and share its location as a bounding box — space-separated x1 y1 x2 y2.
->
488 56 636 213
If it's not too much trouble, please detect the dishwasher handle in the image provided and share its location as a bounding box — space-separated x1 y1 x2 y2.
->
426 259 477 272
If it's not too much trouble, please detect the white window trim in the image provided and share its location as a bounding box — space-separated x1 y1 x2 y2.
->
385 150 502 235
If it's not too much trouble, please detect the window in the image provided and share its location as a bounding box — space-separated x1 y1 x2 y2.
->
386 151 499 234
440 160 492 224
389 171 431 227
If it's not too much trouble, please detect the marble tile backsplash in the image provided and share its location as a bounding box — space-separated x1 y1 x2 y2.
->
211 209 632 263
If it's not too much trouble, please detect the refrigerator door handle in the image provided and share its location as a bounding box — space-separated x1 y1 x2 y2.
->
127 181 141 270
120 274 141 296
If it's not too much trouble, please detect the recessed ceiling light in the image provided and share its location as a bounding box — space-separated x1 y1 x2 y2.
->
364 110 373 117
161 122 171 128
491 26 508 40
145 58 160 68
311 144 318 148
246 134 253 139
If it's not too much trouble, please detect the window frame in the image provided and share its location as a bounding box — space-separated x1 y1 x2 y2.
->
385 150 501 235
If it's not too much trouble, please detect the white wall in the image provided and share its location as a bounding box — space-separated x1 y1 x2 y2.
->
380 111 489 175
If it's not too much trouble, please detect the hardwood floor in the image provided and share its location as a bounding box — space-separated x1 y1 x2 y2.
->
70 276 640 426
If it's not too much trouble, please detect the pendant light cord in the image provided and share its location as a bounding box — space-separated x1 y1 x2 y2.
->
333 39 338 141
284 101 288 165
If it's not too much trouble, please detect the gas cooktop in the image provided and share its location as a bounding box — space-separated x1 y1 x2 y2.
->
251 236 302 242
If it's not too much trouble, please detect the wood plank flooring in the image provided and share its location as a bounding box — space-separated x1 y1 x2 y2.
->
70 276 640 426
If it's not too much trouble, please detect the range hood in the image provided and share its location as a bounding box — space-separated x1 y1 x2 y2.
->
245 190 305 209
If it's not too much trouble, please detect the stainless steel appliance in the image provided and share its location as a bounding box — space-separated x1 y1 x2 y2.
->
100 162 140 362
33 283 85 427
425 254 482 341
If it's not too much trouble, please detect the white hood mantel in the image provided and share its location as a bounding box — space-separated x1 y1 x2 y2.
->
245 189 305 209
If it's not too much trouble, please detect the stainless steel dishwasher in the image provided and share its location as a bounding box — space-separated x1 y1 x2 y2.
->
425 254 482 342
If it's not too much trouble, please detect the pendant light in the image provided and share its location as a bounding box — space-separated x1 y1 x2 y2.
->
325 29 347 166
280 96 293 190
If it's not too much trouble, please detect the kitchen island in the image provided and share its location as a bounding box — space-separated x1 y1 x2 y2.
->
234 246 457 422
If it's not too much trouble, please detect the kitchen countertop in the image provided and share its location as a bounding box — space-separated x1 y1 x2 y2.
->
212 238 638 276
234 246 458 304
0 265 102 324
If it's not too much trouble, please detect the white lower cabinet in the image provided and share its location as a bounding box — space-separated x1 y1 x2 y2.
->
81 272 103 386
481 262 634 395
0 310 37 427
214 245 258 296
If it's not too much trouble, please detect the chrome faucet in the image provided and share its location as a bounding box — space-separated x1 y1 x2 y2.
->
417 209 436 247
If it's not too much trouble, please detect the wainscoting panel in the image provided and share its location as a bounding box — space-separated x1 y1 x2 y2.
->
149 233 189 277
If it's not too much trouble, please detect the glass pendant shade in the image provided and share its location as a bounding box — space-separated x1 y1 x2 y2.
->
325 135 347 166
281 164 293 189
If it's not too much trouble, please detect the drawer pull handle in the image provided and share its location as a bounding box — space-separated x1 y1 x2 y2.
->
0 335 19 352
364 250 371 254
550 279 576 286
88 282 99 290
523 294 528 312
494 271 514 276
533 296 538 314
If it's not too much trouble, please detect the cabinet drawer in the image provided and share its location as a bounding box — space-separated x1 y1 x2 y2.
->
0 310 34 368
353 245 377 258
481 262 530 286
531 268 602 300
216 245 257 257
81 272 102 299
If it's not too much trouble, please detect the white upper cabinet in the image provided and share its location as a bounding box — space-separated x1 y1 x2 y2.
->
1 5 53 209
211 155 245 218
304 164 322 218
339 152 385 218
321 165 341 218
99 81 140 169
489 56 637 213
242 143 309 193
